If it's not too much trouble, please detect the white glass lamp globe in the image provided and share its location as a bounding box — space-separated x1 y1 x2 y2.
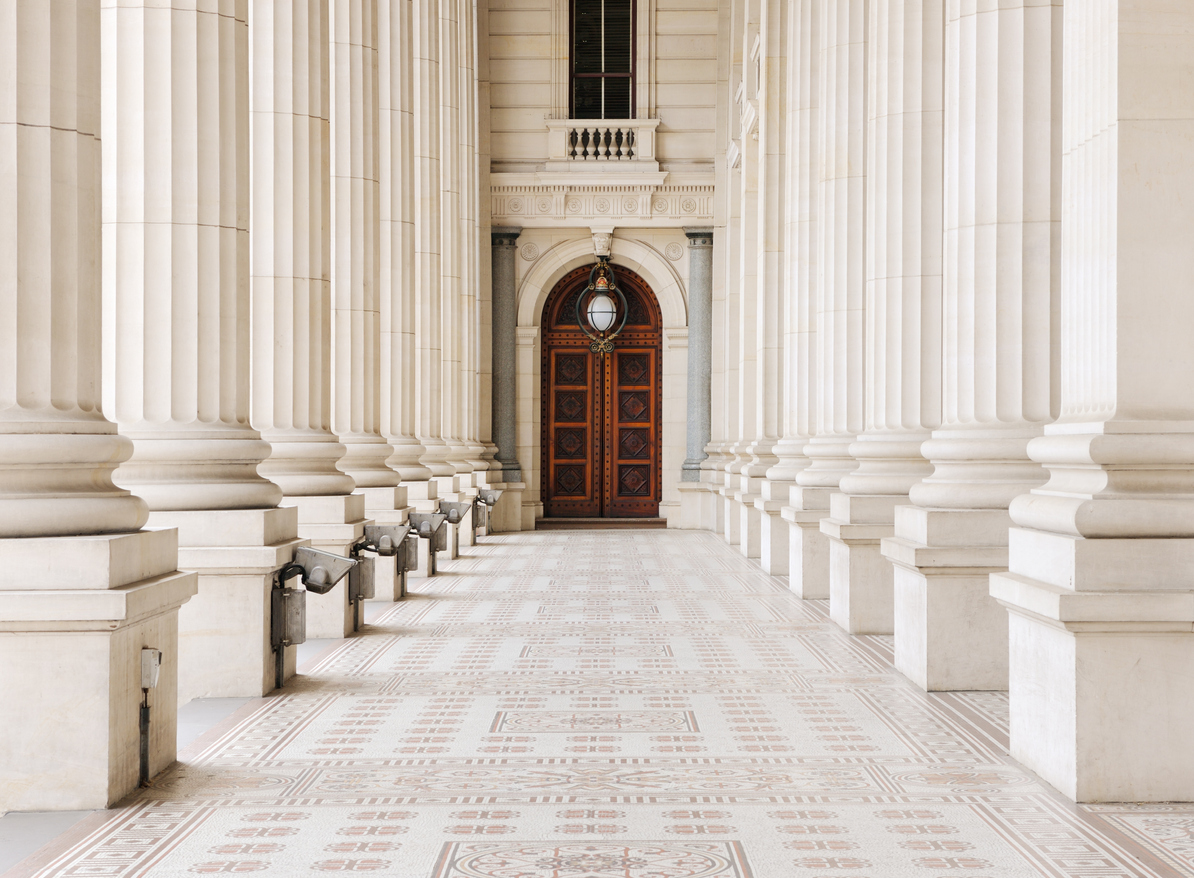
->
587 293 617 333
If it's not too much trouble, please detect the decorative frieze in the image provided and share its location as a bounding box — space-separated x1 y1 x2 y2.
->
491 178 715 228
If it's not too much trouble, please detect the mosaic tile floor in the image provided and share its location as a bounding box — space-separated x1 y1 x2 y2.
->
8 529 1194 877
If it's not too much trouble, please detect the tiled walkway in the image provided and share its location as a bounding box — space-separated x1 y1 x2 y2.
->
8 529 1194 877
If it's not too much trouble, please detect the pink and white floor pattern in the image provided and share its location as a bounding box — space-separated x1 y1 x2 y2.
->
7 529 1194 877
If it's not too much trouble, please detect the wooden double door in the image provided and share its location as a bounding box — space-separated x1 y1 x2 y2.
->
542 264 662 518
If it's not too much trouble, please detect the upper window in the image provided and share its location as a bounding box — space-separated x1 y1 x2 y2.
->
571 0 634 119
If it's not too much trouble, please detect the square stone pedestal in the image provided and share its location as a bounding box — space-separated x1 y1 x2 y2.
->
992 530 1194 802
756 479 794 575
286 494 368 639
782 486 831 599
821 494 902 634
149 508 307 703
734 475 763 560
719 483 740 547
404 479 440 512
357 487 411 602
675 482 716 529
881 506 1011 690
489 481 525 533
0 530 197 811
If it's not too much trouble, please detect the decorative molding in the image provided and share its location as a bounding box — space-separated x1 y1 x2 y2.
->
664 242 684 261
492 175 715 229
519 242 540 261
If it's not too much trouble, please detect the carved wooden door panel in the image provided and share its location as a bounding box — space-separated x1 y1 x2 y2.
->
542 264 661 518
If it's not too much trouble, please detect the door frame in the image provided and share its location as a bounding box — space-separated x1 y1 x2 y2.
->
539 263 663 517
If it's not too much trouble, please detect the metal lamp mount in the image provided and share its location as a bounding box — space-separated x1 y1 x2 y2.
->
574 257 629 355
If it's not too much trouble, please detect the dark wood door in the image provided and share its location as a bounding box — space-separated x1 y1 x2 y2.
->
542 264 662 518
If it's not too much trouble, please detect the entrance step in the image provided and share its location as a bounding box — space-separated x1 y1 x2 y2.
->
536 517 668 530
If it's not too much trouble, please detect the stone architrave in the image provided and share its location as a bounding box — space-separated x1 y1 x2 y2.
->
881 0 1060 691
821 0 943 634
0 0 195 812
991 0 1194 803
102 0 306 698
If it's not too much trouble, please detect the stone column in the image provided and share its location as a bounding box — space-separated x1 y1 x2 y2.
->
991 0 1194 803
251 0 353 499
822 0 943 634
681 229 714 482
103 0 305 699
0 0 195 812
413 0 453 488
491 228 522 481
781 0 824 597
881 0 1060 690
753 0 794 574
378 0 433 492
796 0 868 604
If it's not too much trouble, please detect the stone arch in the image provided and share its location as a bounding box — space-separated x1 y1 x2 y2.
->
516 236 688 328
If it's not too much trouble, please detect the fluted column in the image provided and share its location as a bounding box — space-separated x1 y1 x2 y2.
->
781 0 825 597
992 0 1194 803
823 0 942 634
379 0 433 485
490 228 522 481
250 0 354 498
0 0 146 538
752 0 792 574
414 0 453 479
103 0 282 511
0 0 195 812
881 0 1060 690
794 0 868 600
329 0 396 489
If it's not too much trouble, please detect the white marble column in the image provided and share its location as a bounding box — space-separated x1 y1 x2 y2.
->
0 0 195 811
795 0 868 604
378 0 433 493
330 0 395 492
250 0 354 499
881 0 1060 690
414 0 453 485
102 0 306 698
780 0 824 597
822 0 942 634
742 0 788 573
992 0 1194 803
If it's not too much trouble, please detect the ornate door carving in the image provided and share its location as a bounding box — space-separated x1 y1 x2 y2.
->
542 264 662 517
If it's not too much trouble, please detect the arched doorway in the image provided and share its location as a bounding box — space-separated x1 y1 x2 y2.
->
541 264 663 518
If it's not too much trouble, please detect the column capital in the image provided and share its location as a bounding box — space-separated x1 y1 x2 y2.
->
684 227 714 247
491 226 522 247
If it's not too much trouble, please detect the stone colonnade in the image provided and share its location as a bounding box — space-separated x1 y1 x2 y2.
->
0 0 493 811
699 0 1194 803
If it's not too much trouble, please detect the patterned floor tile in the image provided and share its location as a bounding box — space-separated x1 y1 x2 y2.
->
6 530 1190 877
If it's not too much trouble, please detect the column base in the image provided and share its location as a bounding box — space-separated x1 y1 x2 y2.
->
404 479 440 511
992 530 1194 802
675 483 715 529
489 482 525 533
286 495 368 639
148 507 306 702
781 486 831 599
734 478 762 560
720 484 740 546
881 506 1011 690
821 494 901 634
0 531 197 811
755 479 794 574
